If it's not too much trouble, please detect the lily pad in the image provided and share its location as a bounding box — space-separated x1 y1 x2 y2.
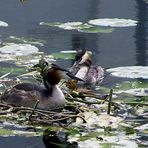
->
39 21 114 33
0 127 41 137
107 66 148 79
78 26 114 33
52 51 76 59
58 22 83 30
75 111 123 128
115 88 148 97
39 22 62 27
4 36 46 46
0 43 40 62
0 43 55 66
89 18 138 27
0 20 8 27
0 43 40 57
112 81 148 96
0 128 14 137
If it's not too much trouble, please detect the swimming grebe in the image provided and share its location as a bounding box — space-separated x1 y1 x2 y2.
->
70 49 104 86
0 64 72 110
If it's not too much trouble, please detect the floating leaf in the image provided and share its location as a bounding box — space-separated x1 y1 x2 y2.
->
89 18 138 27
58 22 83 30
0 128 14 136
0 67 25 77
52 51 75 59
40 21 114 33
40 21 83 30
76 111 123 128
78 26 114 33
0 127 41 137
107 66 148 79
0 43 54 66
4 36 46 46
116 88 148 97
113 81 148 96
0 21 8 27
0 43 40 57
39 22 62 27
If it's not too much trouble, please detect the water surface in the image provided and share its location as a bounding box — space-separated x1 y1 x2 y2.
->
0 0 147 147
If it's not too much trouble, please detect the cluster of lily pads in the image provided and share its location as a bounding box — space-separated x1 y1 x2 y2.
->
0 18 138 67
0 18 148 147
40 18 138 33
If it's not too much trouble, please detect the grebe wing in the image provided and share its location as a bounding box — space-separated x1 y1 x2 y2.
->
86 66 104 84
13 83 45 91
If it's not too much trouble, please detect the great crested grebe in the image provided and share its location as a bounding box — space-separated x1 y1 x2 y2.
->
0 64 80 110
70 49 104 86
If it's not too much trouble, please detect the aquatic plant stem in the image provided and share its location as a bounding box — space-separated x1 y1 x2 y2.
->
0 103 13 114
28 100 39 120
107 89 113 115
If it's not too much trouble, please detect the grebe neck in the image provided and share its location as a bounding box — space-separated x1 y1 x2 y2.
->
43 77 52 92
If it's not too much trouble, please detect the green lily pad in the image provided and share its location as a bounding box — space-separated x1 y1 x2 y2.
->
39 22 62 27
0 127 42 137
52 51 75 59
78 26 114 33
0 128 13 136
39 21 114 33
4 36 46 46
112 81 148 97
0 67 25 77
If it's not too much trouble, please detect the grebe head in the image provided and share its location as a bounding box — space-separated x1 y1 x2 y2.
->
44 64 84 87
75 49 87 62
44 64 64 86
75 49 92 66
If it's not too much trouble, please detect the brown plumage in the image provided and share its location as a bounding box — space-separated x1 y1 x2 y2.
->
70 49 104 86
0 65 65 110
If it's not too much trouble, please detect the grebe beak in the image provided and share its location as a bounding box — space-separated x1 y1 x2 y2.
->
51 64 84 82
51 63 69 72
66 72 84 82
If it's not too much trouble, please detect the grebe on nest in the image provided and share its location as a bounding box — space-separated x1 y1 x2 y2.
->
0 64 80 110
70 49 104 86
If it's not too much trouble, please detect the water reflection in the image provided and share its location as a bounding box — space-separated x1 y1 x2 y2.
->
135 0 148 66
70 0 101 65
